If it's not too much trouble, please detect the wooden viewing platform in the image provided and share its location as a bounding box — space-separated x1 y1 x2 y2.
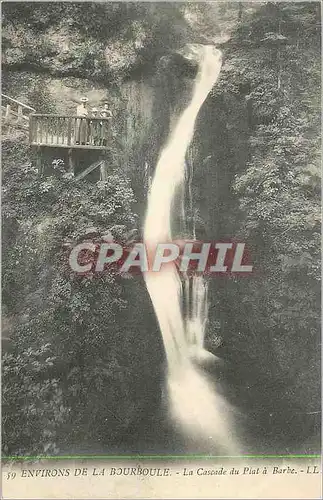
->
29 114 112 150
2 94 114 178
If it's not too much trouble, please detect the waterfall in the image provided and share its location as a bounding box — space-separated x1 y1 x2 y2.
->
143 46 239 454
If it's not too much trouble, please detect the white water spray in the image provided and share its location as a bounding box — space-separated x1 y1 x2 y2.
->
144 46 239 454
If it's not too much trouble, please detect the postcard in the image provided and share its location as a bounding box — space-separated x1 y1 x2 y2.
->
2 1 321 498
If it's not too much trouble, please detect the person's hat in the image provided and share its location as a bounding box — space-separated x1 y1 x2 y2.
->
80 97 89 102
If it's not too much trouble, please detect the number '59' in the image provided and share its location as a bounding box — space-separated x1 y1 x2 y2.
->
6 472 16 480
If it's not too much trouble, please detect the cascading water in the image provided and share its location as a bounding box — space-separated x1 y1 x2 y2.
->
144 45 239 454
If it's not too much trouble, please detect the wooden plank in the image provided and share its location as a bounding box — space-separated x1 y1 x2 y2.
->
31 114 111 121
29 116 34 143
30 142 110 150
45 117 48 144
74 160 103 181
36 147 42 173
68 149 74 174
5 104 11 122
51 117 54 145
17 105 23 124
1 94 36 112
100 160 108 181
37 116 42 144
67 117 72 146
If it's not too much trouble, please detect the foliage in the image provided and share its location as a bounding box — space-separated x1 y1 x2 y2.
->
211 2 321 417
2 2 189 81
2 144 150 454
3 345 68 456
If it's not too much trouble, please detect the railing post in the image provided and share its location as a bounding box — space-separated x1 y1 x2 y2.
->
45 117 48 144
36 146 42 173
5 104 11 123
29 115 34 143
17 104 23 125
68 149 74 175
67 117 72 146
100 160 108 181
36 116 41 144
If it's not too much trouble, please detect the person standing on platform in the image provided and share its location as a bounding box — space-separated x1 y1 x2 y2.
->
90 107 99 145
76 97 89 144
99 103 113 146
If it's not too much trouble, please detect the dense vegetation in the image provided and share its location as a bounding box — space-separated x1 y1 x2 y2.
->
2 141 162 455
205 2 321 448
2 2 193 81
2 2 321 455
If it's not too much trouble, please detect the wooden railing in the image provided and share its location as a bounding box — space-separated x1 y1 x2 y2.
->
1 94 36 130
29 114 112 149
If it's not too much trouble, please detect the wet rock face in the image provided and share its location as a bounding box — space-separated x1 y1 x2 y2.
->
162 51 199 79
113 51 204 222
118 47 249 240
